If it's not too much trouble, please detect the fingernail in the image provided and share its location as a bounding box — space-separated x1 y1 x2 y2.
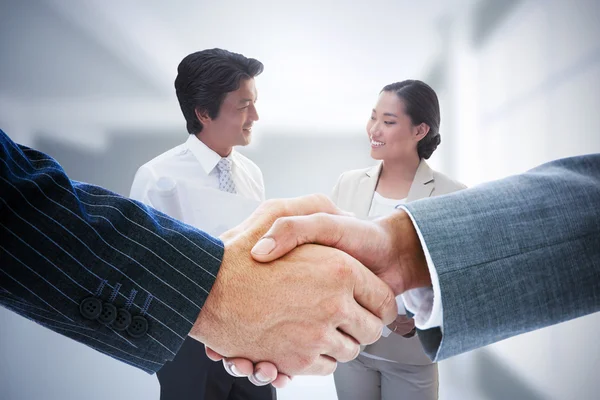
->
249 369 272 386
273 375 291 389
224 361 244 377
231 364 245 377
251 237 276 255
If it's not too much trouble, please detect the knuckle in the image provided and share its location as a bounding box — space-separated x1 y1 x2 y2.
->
327 300 348 321
262 199 279 212
327 361 338 375
311 323 330 345
377 288 397 322
313 212 332 226
319 360 337 376
340 342 360 363
323 194 336 208
364 322 383 345
335 339 360 363
296 353 316 372
273 216 296 233
331 260 353 282
311 213 338 238
313 193 329 204
351 342 361 360
266 199 289 217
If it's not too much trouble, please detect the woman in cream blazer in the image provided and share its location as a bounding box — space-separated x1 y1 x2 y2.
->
331 80 466 400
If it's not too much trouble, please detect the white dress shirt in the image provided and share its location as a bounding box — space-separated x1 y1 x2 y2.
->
365 193 443 333
360 192 410 363
368 192 409 319
399 206 443 331
129 135 265 232
130 135 265 204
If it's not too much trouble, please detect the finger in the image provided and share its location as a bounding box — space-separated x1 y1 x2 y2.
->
349 256 398 326
322 329 361 363
223 359 251 378
301 355 337 376
392 318 416 336
396 318 416 328
338 300 387 346
205 346 224 361
271 374 292 389
393 319 415 330
251 213 343 261
246 362 279 386
252 213 368 261
282 194 351 218
223 194 347 241
395 314 413 323
206 347 256 377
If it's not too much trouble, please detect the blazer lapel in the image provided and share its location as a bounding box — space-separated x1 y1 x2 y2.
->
353 163 381 218
406 160 435 202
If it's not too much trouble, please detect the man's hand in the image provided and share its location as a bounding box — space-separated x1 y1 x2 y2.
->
208 209 432 386
188 195 398 377
251 210 431 295
388 315 416 337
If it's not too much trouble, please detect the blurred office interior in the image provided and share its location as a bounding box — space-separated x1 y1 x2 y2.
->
1 0 599 399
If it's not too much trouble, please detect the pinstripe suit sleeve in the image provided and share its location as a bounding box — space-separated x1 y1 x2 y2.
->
0 130 223 373
404 154 600 361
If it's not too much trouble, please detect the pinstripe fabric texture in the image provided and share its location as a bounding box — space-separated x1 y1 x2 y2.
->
0 129 224 373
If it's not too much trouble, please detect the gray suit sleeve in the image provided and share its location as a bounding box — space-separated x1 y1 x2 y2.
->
404 154 600 361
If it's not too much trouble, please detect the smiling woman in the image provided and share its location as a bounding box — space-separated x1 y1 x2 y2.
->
368 81 441 165
329 79 467 400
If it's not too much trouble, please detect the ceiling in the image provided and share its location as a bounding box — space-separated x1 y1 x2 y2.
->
0 0 479 144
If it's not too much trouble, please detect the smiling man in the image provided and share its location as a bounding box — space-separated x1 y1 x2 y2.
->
129 49 270 400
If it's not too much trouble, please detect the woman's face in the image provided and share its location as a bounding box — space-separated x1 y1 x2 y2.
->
367 91 423 161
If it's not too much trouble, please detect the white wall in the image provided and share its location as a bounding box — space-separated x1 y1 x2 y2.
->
438 1 600 399
1 0 599 399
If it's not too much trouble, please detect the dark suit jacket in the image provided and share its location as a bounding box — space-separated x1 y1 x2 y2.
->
0 129 223 373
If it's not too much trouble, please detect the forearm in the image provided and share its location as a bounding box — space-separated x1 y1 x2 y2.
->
377 210 431 295
0 132 223 373
404 154 600 360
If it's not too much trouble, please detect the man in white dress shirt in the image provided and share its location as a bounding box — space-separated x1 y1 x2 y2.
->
129 48 272 400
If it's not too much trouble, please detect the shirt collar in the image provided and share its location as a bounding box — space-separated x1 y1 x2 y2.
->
185 135 236 174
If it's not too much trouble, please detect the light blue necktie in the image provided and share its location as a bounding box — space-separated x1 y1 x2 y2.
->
216 158 237 194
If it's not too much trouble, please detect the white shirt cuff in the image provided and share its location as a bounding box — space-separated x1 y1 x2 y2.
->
397 206 443 331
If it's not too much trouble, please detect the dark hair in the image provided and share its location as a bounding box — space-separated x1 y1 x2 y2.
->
381 80 441 159
175 48 264 134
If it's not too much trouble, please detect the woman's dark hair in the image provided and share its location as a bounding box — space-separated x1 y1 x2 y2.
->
381 80 441 159
175 48 264 134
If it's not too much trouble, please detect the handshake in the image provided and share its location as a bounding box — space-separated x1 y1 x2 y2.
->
189 194 431 388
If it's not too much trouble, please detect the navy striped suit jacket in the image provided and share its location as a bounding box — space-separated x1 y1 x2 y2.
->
0 129 223 373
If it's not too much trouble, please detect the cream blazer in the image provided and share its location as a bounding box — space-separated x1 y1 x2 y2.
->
330 159 466 364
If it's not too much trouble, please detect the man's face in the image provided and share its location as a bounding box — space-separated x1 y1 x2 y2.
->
207 78 259 150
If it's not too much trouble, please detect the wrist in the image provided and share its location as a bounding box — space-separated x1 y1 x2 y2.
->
188 246 233 349
189 275 223 344
379 209 431 295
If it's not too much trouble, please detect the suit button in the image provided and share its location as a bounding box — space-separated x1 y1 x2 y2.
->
127 315 149 338
97 303 118 325
80 297 102 320
112 308 132 331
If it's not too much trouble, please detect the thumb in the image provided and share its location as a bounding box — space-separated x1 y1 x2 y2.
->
251 213 347 262
251 213 382 267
